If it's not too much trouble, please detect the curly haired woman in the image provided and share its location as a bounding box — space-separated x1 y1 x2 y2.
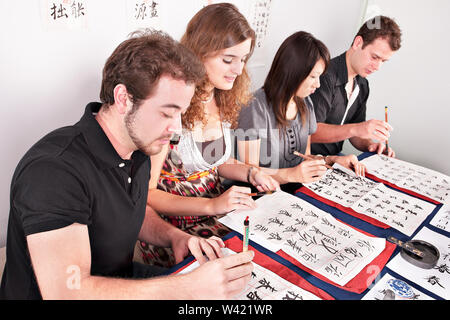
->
135 3 279 267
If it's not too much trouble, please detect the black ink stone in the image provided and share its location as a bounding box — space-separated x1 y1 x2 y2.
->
400 240 440 269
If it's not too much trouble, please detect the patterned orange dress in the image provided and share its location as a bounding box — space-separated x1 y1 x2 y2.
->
134 123 234 267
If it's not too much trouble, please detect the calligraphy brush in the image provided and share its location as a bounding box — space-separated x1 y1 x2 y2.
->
293 151 333 170
384 106 389 155
246 190 277 197
387 236 425 258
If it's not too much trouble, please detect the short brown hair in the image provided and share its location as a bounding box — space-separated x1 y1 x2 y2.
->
180 3 256 129
100 29 205 107
354 15 402 51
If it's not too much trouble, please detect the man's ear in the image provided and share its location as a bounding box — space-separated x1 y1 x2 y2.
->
352 35 364 50
113 84 132 115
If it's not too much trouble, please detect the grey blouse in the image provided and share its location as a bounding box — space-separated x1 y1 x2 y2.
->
236 88 317 169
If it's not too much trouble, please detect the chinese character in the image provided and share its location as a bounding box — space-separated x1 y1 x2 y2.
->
51 3 68 20
256 278 277 292
71 1 85 18
246 290 262 300
282 290 302 300
434 264 450 274
135 3 147 20
425 275 445 288
149 1 158 18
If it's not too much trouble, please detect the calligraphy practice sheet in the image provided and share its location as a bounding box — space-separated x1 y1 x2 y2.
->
127 0 163 30
40 0 89 30
387 227 450 299
362 273 434 300
430 204 450 232
177 248 321 300
303 164 436 236
250 0 272 49
361 154 450 203
220 191 385 286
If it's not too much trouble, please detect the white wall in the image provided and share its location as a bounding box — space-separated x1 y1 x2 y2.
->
1 0 448 247
0 0 207 247
247 0 364 90
342 0 450 176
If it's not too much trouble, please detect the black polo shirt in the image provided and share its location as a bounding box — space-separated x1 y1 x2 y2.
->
310 52 370 155
0 103 150 299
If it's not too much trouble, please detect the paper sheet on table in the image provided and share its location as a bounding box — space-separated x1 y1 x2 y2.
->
177 247 321 300
361 154 450 203
387 227 450 299
303 163 436 236
362 273 434 300
430 203 450 232
220 191 386 286
219 206 284 253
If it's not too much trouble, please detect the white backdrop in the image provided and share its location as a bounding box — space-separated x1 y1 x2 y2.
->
1 0 448 247
342 0 450 177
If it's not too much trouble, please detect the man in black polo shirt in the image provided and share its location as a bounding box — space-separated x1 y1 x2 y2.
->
0 30 254 299
310 16 402 157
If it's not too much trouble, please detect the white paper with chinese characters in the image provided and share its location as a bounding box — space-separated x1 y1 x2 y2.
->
361 154 450 203
220 191 386 286
362 273 434 300
303 164 436 236
386 227 450 299
430 203 450 232
126 0 163 30
40 0 89 31
177 247 321 300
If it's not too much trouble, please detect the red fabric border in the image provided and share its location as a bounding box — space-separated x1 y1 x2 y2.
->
364 173 441 205
175 231 394 295
225 236 335 300
265 195 396 293
297 186 391 229
277 241 396 294
174 236 335 300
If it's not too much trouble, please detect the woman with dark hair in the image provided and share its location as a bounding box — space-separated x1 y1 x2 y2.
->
135 3 279 268
237 31 365 184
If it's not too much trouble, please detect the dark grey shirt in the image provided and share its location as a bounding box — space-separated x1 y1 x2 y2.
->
310 52 369 156
236 88 317 169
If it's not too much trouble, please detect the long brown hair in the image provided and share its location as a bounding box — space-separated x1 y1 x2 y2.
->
264 31 330 128
180 3 255 129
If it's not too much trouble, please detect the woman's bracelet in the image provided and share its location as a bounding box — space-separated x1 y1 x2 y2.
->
247 166 254 184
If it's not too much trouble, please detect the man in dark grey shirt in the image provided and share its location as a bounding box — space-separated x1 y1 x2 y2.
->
310 16 402 157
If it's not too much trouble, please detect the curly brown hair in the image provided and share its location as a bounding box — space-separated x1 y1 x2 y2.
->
100 29 205 108
180 3 255 130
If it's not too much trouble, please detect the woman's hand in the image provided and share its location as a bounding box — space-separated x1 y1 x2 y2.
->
291 159 328 183
333 154 366 177
210 185 257 214
248 167 280 192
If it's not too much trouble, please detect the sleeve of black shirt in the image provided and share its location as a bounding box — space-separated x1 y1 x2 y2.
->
12 158 91 236
309 72 334 123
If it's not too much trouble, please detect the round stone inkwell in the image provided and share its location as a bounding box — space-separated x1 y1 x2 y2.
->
388 236 440 269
